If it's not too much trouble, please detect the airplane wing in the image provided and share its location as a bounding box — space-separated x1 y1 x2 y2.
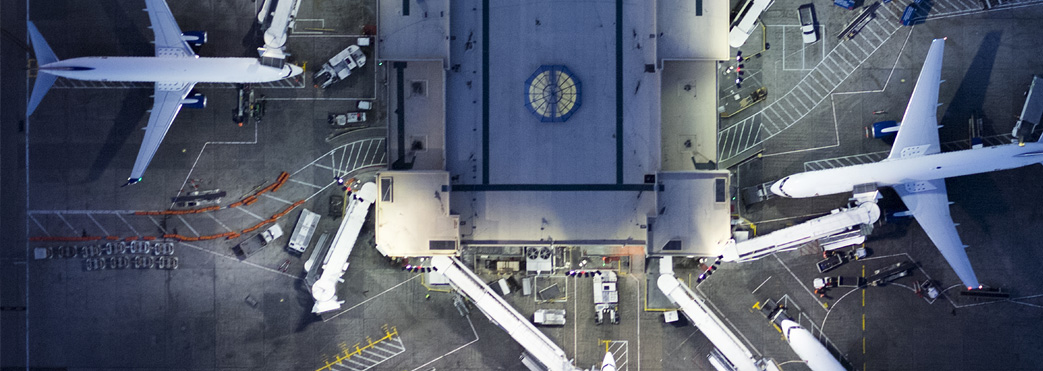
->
128 82 195 184
888 38 946 160
144 0 195 57
894 178 980 289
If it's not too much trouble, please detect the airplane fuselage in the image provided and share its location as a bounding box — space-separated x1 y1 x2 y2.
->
39 56 299 83
773 142 1043 198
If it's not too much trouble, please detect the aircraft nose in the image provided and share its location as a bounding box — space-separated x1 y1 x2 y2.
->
770 179 786 197
288 64 303 77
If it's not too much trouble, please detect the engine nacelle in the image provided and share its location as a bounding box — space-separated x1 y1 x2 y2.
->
181 31 207 47
182 92 206 109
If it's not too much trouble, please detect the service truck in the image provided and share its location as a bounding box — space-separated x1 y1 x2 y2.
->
233 224 284 260
314 45 366 89
328 112 367 128
816 246 866 273
533 309 567 326
287 208 320 254
797 4 818 44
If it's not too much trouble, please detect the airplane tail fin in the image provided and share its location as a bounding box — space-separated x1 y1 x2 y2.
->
27 21 59 116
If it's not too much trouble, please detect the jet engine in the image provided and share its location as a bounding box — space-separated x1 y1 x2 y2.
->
181 31 207 47
182 91 206 109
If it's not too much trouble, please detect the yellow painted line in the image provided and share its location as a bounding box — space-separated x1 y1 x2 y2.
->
772 323 782 333
752 301 762 310
862 336 866 354
862 313 865 331
862 289 865 307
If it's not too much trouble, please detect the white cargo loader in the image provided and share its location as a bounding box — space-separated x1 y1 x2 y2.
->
313 45 366 89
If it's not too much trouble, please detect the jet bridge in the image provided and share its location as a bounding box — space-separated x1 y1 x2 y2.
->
256 0 302 66
430 256 580 371
657 262 776 371
1013 75 1043 143
721 202 880 262
311 182 377 314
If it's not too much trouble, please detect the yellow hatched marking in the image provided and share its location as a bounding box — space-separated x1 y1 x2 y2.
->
315 325 400 371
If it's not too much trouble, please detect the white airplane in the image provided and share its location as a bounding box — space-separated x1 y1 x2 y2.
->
600 351 616 371
27 0 303 186
770 38 1043 290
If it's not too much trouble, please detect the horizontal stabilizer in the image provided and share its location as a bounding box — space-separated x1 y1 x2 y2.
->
27 21 59 116
27 22 58 65
27 73 57 116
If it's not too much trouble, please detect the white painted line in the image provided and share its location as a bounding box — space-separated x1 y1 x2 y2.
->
148 215 167 234
808 75 832 94
801 31 806 70
179 242 298 279
234 206 266 222
836 44 860 66
796 87 817 105
850 37 871 56
116 213 140 237
817 61 844 81
261 193 294 205
752 276 773 294
410 314 478 371
27 209 139 215
329 147 338 173
774 102 798 122
29 215 50 237
86 214 109 236
829 53 854 71
880 4 900 18
290 178 324 189
338 145 348 173
790 94 813 111
357 140 374 170
207 212 234 233
177 121 258 203
294 144 351 176
800 79 824 97
324 275 422 322
347 141 362 171
772 254 826 311
56 214 77 234
717 127 732 156
818 286 862 335
730 125 745 156
289 34 372 38
351 353 378 364
740 121 754 149
313 163 338 173
764 107 785 131
176 215 200 237
866 26 885 45
264 97 377 101
696 285 764 357
345 357 368 367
